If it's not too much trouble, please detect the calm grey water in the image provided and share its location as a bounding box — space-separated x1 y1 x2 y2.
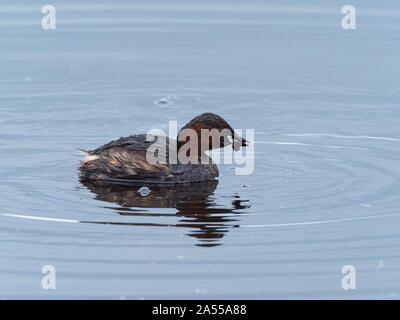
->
1 0 400 299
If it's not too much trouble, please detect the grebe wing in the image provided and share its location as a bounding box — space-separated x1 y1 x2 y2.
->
91 134 162 154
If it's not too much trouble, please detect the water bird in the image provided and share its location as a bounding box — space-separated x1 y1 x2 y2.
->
79 113 248 184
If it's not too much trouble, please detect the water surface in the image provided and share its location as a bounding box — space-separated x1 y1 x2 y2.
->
0 0 400 298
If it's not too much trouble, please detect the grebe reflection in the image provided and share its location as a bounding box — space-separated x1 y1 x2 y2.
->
80 178 250 247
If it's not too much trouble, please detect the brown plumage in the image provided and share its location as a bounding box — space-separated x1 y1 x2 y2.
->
79 113 248 184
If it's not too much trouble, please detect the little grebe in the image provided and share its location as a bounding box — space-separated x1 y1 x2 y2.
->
79 113 248 184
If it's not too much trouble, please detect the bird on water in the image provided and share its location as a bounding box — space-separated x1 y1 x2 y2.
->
79 113 248 184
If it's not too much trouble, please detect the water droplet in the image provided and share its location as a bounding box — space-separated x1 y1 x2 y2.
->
138 186 151 197
155 98 169 106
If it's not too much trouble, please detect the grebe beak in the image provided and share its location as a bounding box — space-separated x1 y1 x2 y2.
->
233 134 249 147
240 137 250 147
231 135 250 150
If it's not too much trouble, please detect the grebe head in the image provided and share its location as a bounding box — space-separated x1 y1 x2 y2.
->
177 113 249 152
